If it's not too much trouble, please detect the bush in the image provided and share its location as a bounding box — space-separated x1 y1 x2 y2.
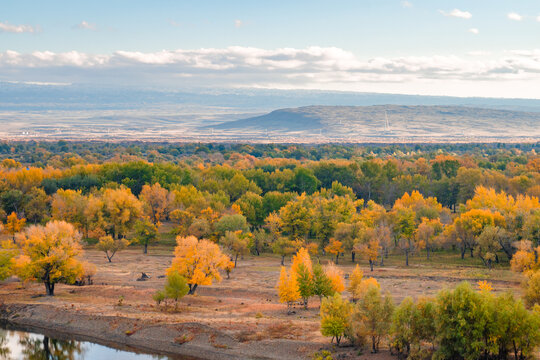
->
164 270 189 310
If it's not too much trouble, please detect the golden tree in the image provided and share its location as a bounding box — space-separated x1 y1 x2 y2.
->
348 264 364 302
101 187 142 239
324 262 345 293
5 212 25 242
15 220 83 296
291 247 313 274
277 266 300 314
167 236 229 294
139 183 169 226
51 189 88 237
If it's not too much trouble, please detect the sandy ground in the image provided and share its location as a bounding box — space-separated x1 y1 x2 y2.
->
0 247 524 359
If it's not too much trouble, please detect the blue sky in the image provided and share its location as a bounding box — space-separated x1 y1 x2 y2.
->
1 0 540 98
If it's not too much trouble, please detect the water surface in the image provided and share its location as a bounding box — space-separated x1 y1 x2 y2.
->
0 327 172 359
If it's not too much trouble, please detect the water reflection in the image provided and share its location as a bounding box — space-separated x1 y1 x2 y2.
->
0 328 170 360
18 333 85 360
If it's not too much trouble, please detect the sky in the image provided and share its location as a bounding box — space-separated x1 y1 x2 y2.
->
1 0 540 98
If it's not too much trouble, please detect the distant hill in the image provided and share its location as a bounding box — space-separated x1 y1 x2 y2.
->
210 105 540 141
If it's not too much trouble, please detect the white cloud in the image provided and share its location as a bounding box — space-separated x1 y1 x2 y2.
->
468 28 479 35
536 15 540 22
74 21 97 31
234 20 243 28
1 46 540 98
440 9 472 19
401 1 412 8
507 12 523 21
0 21 36 33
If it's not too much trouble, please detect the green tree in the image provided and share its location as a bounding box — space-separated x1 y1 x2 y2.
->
220 230 249 266
296 263 313 309
23 187 49 224
96 235 129 262
434 282 491 360
164 270 189 310
214 214 249 236
279 194 311 241
292 167 319 195
351 285 394 353
312 262 335 304
320 293 353 346
133 219 158 254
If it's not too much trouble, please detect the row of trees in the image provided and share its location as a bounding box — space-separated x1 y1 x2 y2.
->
321 282 540 360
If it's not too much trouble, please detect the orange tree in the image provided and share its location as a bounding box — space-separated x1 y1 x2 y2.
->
167 235 229 294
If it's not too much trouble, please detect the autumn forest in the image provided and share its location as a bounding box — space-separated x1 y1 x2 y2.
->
1 141 540 360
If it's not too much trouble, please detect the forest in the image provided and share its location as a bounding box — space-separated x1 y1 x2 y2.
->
1 140 540 359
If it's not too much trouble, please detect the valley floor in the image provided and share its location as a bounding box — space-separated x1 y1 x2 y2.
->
0 248 524 359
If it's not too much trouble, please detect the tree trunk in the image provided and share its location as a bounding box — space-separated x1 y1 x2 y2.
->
188 284 198 295
427 248 430 260
470 247 474 258
45 282 55 296
405 251 409 266
281 255 285 266
335 254 339 264
144 243 148 254
235 254 238 267
43 337 51 357
461 247 466 260
380 255 384 266
351 251 355 263
369 260 374 271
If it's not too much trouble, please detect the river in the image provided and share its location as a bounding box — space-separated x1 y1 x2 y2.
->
0 326 173 359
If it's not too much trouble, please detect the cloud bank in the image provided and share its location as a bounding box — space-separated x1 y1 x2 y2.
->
1 46 539 97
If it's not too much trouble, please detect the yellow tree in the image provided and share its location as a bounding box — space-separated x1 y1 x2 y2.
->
277 266 300 314
324 262 345 293
291 247 313 274
349 276 380 303
5 212 25 242
15 221 83 296
325 239 344 264
510 240 538 273
167 236 229 294
96 235 130 262
357 236 381 272
139 183 169 226
415 218 443 260
348 264 363 302
453 208 505 259
51 189 89 238
101 187 142 239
